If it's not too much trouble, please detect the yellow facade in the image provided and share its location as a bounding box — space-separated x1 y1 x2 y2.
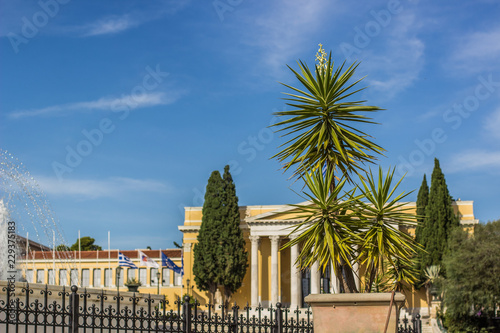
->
19 249 184 307
18 200 477 313
179 200 478 313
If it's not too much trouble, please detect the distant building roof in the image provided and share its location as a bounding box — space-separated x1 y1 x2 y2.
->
20 249 182 261
16 234 52 256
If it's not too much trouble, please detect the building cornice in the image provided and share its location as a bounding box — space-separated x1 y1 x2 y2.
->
246 219 304 225
459 219 479 225
178 224 249 233
178 225 200 232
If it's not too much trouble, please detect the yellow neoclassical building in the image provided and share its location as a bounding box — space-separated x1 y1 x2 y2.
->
19 249 185 304
179 200 478 312
18 200 477 313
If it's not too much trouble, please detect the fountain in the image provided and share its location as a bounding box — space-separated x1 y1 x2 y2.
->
0 148 73 281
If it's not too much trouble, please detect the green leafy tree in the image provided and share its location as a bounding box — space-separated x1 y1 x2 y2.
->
443 221 500 332
55 244 70 251
193 170 224 302
218 165 248 302
420 159 459 273
69 236 102 251
275 45 419 293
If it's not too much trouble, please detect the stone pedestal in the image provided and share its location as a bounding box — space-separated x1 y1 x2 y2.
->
430 299 441 319
305 292 405 333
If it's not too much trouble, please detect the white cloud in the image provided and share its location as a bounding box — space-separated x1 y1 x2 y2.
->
9 92 178 119
449 26 500 74
484 108 500 139
75 1 191 37
36 176 171 199
81 15 136 37
362 13 425 99
239 0 335 76
447 150 500 172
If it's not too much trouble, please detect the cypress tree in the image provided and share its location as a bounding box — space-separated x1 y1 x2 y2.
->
420 158 459 272
414 174 429 281
219 165 248 302
193 170 224 302
415 174 429 244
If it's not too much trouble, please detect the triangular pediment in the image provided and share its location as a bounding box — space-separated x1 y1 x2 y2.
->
246 200 312 222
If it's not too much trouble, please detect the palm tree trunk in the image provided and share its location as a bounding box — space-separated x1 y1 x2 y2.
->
365 263 377 293
336 259 358 293
329 163 359 293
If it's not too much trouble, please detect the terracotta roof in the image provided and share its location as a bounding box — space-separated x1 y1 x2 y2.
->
16 234 52 252
20 249 182 261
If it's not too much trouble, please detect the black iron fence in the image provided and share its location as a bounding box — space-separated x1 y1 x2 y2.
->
1 283 421 333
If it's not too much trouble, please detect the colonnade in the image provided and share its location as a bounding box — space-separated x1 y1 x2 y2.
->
249 235 348 308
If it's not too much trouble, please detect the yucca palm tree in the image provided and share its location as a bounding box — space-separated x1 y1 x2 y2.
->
283 168 363 292
282 166 421 293
355 167 421 292
272 45 384 184
421 265 441 313
276 45 420 293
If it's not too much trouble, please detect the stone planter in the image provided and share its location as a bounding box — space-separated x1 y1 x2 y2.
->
304 292 405 333
430 285 439 300
126 284 140 293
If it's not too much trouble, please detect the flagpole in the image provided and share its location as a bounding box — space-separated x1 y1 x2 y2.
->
52 230 55 284
108 231 111 287
32 246 35 283
159 248 162 295
25 232 29 274
78 230 81 286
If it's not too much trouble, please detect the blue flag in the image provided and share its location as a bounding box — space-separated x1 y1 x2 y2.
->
161 251 182 274
119 252 137 268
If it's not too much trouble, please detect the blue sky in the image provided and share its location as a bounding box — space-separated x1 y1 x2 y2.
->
1 0 499 250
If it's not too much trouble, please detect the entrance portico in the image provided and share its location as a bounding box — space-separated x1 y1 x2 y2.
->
245 207 329 309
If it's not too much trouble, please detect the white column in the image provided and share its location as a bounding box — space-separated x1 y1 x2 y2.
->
330 261 339 293
249 236 260 307
353 261 360 291
353 247 361 292
270 235 280 305
311 261 320 294
290 237 301 309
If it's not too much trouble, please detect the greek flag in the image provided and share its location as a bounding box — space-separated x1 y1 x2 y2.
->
161 251 182 274
119 252 137 268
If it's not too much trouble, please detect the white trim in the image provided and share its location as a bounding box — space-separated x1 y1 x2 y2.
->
184 207 202 211
453 200 474 206
179 224 249 233
178 225 200 232
246 201 309 221
460 219 479 225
